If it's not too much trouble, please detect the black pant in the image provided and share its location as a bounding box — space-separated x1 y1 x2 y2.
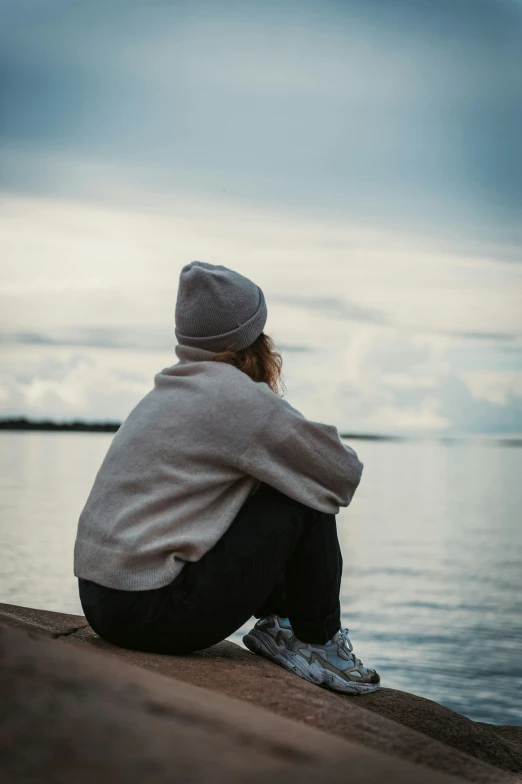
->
79 482 343 654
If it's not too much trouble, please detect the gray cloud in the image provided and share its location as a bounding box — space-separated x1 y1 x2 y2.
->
439 375 522 435
271 298 522 342
1 0 521 245
453 331 520 342
0 328 311 354
0 328 175 351
272 295 388 324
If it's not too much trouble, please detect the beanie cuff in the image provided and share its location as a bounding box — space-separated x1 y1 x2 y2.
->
175 289 267 353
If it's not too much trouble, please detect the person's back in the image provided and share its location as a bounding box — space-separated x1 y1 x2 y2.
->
75 354 261 590
75 260 380 694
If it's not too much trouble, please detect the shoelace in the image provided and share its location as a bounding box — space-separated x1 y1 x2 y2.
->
339 628 363 666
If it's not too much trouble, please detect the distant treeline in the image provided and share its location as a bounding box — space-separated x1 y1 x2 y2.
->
0 417 120 433
0 417 400 440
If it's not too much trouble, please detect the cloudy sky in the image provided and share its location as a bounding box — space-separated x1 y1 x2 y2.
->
1 0 521 435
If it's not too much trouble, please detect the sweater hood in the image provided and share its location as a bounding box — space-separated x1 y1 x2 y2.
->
175 344 218 364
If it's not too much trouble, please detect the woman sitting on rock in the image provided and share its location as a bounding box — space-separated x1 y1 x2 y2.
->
74 261 380 694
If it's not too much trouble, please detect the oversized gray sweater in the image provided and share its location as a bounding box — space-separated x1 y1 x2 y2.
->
74 344 363 590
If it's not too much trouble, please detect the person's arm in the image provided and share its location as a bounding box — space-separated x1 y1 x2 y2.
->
237 396 363 514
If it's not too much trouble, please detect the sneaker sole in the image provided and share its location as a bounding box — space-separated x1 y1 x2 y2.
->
243 630 321 685
243 630 380 695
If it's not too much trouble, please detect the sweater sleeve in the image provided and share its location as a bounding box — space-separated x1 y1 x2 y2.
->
237 396 363 514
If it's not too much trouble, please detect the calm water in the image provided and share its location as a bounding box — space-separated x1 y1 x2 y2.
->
1 432 521 726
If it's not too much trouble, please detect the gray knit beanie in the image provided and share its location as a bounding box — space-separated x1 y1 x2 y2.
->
175 261 267 352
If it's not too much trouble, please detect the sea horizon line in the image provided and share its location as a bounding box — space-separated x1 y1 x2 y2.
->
1 417 521 446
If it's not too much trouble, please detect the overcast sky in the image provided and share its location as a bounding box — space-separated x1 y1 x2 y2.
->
1 0 521 434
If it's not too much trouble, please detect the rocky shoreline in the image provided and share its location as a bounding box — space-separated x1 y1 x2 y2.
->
1 602 520 783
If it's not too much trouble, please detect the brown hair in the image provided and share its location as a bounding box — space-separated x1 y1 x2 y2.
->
212 332 285 396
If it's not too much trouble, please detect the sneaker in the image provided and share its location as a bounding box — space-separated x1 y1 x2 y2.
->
243 617 380 695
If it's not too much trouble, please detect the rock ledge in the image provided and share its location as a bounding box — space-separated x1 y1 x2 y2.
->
1 602 520 784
